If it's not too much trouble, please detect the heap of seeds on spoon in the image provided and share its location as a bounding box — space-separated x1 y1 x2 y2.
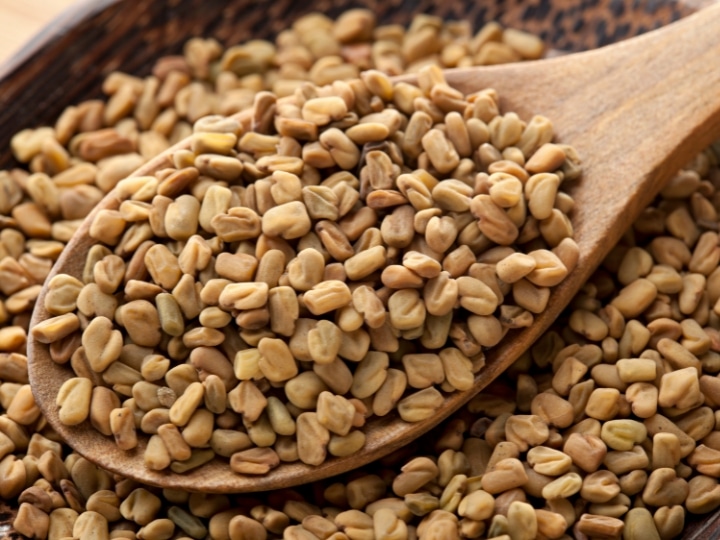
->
28 17 580 475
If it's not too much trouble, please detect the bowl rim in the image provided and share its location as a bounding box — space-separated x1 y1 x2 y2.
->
0 0 121 81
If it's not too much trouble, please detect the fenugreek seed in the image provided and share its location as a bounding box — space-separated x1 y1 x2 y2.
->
118 300 162 347
57 378 92 426
495 252 536 284
531 392 574 428
457 276 498 316
208 430 251 459
542 472 582 500
262 201 312 240
625 383 658 418
467 314 504 348
440 348 474 391
169 382 204 427
88 209 126 246
190 132 237 155
600 419 647 452
302 96 348 125
226 380 266 424
143 434 171 471
258 338 298 382
400 353 443 389
552 357 588 396
525 173 560 221
30 313 79 344
504 415 549 452
506 501 537 540
470 194 519 246
82 316 123 372
658 367 702 410
657 338 702 374
388 289 426 330
602 445 651 477
398 387 444 422
576 514 624 539
303 280 352 315
287 248 324 292
14 502 50 540
307 320 342 364
170 448 216 474
109 408 138 450
212 207 262 242
295 412 330 466
562 432 607 474
310 392 354 438
365 364 404 414
87 386 119 437
527 446 572 476
143 243 181 290
219 282 269 311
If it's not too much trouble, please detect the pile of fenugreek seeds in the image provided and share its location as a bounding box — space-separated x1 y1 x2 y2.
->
30 40 578 475
0 8 718 540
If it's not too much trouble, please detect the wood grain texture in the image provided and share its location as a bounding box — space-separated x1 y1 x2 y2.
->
25 3 720 495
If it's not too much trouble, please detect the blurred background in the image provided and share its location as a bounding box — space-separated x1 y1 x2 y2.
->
0 0 77 65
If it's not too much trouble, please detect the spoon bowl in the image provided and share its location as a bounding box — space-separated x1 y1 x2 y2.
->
27 3 720 492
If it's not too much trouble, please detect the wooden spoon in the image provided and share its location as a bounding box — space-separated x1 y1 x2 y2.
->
27 3 720 493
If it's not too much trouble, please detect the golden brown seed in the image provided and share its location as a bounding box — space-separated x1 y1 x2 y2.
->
457 276 498 316
470 194 518 245
296 412 330 466
307 320 342 364
526 249 568 287
316 392 356 436
496 253 536 283
388 289 426 330
481 457 528 494
56 377 92 426
262 201 312 240
109 408 138 450
82 316 123 372
258 338 298 382
303 280 352 315
302 96 348 125
424 272 458 317
351 351 389 399
119 300 162 347
398 387 444 423
230 447 280 475
266 286 298 338
440 348 474 391
219 282 269 311
658 367 702 410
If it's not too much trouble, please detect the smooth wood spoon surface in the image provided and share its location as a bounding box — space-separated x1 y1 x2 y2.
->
27 3 720 493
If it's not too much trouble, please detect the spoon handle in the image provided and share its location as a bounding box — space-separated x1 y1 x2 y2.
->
322 4 720 493
439 3 720 387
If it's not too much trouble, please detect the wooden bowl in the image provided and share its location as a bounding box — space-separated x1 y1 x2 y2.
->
0 0 711 163
0 0 718 536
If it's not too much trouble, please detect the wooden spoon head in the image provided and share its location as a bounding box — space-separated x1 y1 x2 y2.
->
27 3 720 492
24 69 577 492
24 76 555 492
